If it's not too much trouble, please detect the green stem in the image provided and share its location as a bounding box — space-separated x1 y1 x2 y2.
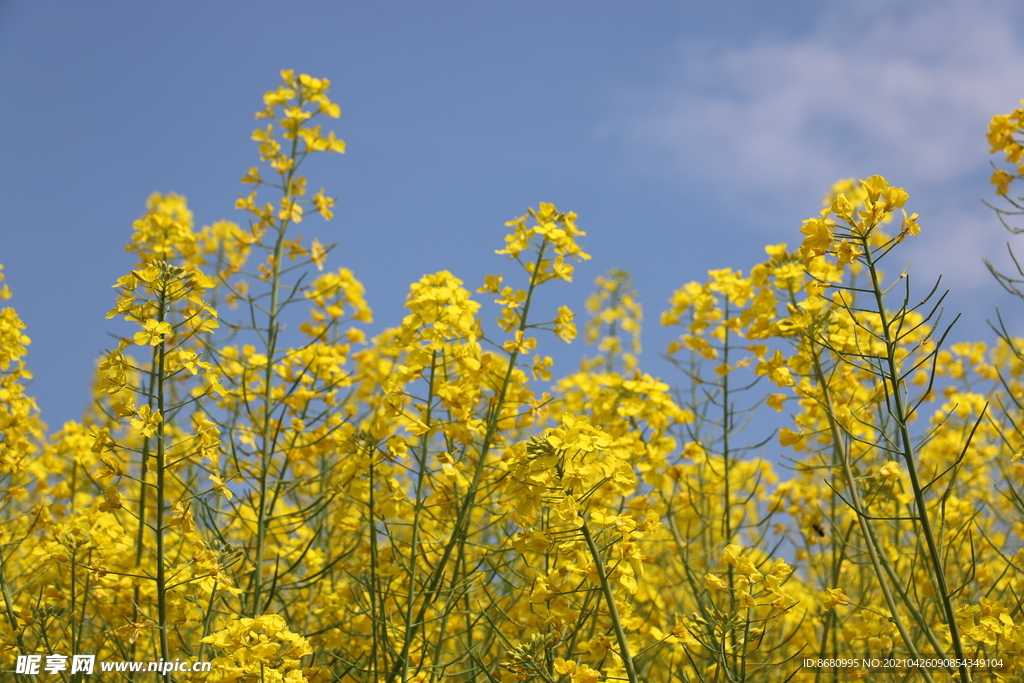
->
396 350 437 681
250 124 303 617
384 240 550 683
154 276 170 666
0 540 28 683
809 349 935 683
580 520 640 683
859 232 969 683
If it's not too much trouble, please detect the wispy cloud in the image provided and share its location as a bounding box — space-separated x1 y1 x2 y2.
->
603 0 1024 298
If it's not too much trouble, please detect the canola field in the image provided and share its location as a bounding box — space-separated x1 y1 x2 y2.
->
2 72 1024 682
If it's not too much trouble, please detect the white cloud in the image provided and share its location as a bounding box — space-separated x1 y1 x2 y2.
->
613 1 1024 189
604 0 1024 302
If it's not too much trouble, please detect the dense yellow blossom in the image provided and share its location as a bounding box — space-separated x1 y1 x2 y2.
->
2 72 1024 683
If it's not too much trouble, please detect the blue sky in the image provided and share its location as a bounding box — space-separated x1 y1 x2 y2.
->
3 0 1024 429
